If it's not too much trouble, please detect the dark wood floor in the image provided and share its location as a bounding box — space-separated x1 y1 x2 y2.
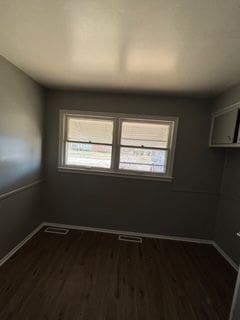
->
0 228 237 320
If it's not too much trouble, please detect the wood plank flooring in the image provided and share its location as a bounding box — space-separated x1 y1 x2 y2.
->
0 228 237 320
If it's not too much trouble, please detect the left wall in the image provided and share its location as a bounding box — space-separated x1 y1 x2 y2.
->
0 55 44 259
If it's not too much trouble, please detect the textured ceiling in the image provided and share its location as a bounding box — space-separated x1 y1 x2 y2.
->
0 0 240 96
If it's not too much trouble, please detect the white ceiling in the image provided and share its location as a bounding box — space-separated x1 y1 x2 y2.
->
0 0 240 96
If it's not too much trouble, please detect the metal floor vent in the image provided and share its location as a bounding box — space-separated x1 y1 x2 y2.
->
118 235 142 243
44 227 69 235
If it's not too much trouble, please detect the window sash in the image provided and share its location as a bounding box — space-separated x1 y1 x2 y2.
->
117 118 173 175
59 111 177 179
118 118 173 149
65 115 115 144
63 114 116 170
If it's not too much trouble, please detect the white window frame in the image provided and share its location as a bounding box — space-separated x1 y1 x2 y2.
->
58 110 178 181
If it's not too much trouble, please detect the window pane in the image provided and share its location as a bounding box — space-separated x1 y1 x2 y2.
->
119 147 167 173
121 121 170 148
67 117 113 144
66 142 112 168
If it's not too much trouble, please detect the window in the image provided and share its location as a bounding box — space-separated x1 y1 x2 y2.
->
59 111 178 180
64 116 114 169
119 120 170 174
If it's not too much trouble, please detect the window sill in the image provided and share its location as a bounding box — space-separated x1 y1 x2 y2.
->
57 166 174 182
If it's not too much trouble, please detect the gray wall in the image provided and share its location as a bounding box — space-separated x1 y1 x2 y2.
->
231 271 240 320
214 83 240 265
0 56 44 259
232 290 240 320
44 90 225 239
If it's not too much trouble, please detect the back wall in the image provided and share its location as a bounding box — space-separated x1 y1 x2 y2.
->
44 90 225 239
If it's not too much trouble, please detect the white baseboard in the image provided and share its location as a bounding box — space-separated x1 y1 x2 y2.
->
0 223 44 267
213 243 239 272
42 221 213 245
0 221 238 273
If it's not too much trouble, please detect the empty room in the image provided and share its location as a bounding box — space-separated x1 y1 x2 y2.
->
0 1 240 319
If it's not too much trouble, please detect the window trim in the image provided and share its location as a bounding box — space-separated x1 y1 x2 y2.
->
58 110 178 181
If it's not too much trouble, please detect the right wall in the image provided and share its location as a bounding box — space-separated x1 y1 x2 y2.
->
214 83 240 266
